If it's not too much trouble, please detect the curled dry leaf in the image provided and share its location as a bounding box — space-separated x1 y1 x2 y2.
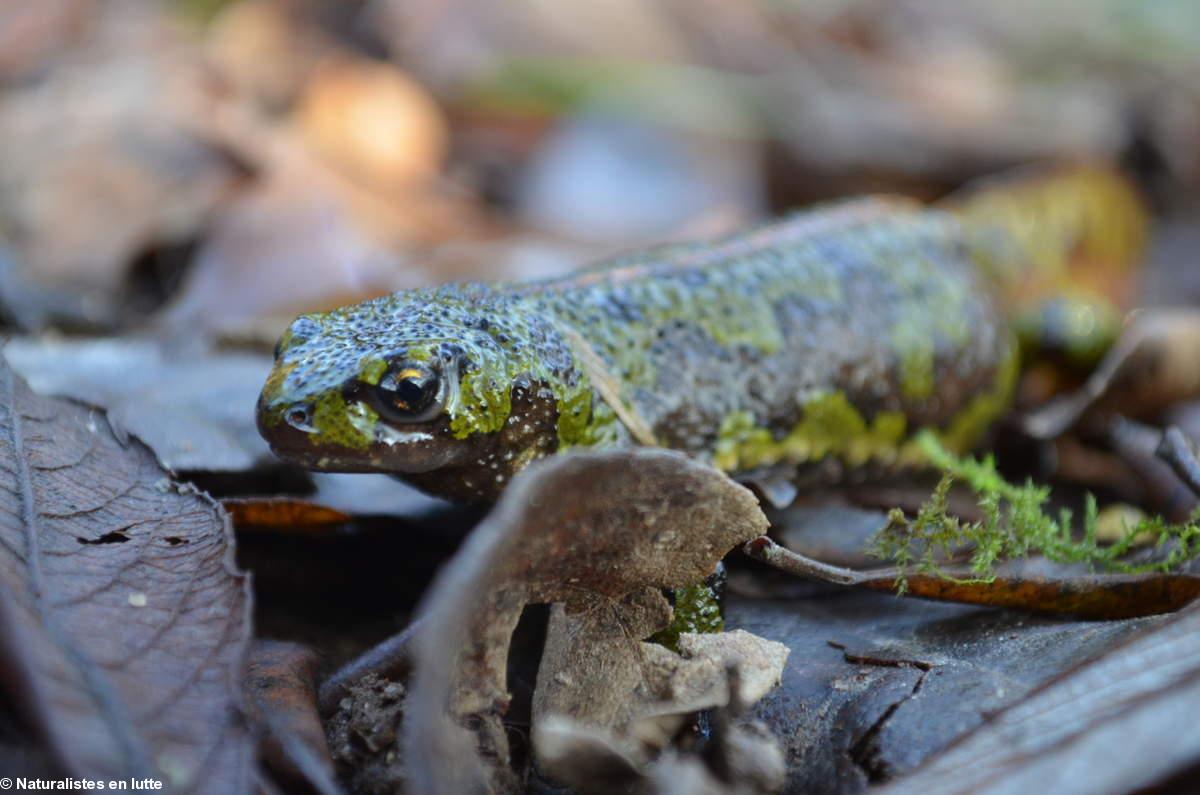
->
532 590 672 741
0 360 257 789
534 624 789 794
404 448 769 794
535 618 788 750
538 672 788 795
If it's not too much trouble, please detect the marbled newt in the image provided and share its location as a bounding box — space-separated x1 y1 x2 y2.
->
257 166 1146 504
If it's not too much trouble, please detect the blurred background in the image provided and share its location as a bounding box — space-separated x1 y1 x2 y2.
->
2 0 1199 344
5 8 1200 790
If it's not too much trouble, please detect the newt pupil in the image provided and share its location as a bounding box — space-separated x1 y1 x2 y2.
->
374 365 441 421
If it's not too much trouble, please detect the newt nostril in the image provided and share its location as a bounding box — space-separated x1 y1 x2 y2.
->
285 405 314 432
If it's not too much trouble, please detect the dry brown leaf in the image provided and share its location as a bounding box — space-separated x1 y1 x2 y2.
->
404 448 769 794
536 656 789 795
534 615 788 754
0 359 257 789
731 590 1165 792
872 599 1200 795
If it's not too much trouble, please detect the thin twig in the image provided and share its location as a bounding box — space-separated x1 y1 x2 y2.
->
1157 426 1200 499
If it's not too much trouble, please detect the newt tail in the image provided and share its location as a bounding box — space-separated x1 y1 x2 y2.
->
257 165 1148 503
947 165 1148 364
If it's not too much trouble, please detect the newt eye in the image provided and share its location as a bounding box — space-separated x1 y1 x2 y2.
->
368 363 443 423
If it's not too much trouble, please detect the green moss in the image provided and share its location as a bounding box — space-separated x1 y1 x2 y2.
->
650 582 724 652
870 431 1200 591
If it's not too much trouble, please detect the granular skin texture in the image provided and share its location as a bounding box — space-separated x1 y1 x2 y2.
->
258 169 1145 504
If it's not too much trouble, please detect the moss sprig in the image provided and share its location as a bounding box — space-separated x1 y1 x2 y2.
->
869 431 1200 592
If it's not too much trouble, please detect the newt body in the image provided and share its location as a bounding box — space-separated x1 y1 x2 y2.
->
257 169 1143 503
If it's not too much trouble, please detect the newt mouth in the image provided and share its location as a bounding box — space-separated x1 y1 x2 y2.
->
256 395 470 474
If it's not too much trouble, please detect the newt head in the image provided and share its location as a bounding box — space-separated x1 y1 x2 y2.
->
256 284 589 501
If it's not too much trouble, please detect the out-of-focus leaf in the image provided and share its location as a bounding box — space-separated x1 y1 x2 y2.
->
4 337 273 473
537 661 789 795
245 641 342 795
204 0 328 111
728 590 1162 793
0 359 256 789
155 176 420 343
376 0 1200 194
1024 309 1200 439
0 0 89 82
166 98 516 341
872 599 1200 795
306 472 454 519
223 498 351 532
296 56 449 190
1142 215 1200 307
516 114 761 244
1102 418 1200 523
405 448 769 794
0 0 240 328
